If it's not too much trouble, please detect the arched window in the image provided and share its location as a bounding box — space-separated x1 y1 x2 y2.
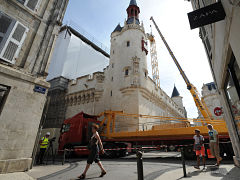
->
131 9 134 15
127 41 130 47
125 69 129 76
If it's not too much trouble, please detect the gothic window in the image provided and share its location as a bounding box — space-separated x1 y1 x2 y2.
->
70 97 73 106
87 94 90 103
91 92 94 102
77 95 81 105
125 69 129 76
127 41 130 47
82 95 85 104
73 96 77 105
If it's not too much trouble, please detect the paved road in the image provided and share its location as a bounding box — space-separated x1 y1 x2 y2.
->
27 152 234 180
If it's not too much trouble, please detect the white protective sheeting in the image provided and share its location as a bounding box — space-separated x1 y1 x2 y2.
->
47 29 109 81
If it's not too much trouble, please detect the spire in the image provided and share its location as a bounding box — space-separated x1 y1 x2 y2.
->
171 85 180 98
126 0 140 25
130 0 137 6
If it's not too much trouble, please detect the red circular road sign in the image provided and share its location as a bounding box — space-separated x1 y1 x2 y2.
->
214 107 223 116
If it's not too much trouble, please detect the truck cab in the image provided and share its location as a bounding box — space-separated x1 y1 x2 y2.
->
58 112 99 153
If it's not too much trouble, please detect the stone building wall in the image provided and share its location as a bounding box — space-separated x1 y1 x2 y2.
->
0 0 69 173
190 0 240 166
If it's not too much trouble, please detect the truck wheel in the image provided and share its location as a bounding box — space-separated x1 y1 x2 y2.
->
184 146 195 159
64 145 74 158
226 143 234 160
104 143 116 158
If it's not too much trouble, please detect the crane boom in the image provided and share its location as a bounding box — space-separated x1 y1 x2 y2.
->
150 17 213 123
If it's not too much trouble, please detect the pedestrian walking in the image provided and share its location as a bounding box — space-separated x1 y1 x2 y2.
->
207 124 222 166
37 132 50 165
193 129 206 169
78 124 106 179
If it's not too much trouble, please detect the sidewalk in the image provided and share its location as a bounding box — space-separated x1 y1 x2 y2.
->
0 162 70 180
155 164 240 180
0 172 35 180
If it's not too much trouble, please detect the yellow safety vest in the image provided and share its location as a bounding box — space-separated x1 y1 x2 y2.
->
40 137 49 149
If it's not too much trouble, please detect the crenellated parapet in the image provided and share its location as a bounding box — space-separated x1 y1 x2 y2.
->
65 71 105 107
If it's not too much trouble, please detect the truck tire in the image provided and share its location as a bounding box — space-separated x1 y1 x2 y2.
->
226 143 234 159
104 143 116 158
184 146 195 159
63 144 75 158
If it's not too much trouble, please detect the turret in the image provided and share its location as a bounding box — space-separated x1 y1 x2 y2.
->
171 85 185 112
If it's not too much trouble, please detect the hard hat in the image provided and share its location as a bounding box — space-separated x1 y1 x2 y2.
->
46 132 50 136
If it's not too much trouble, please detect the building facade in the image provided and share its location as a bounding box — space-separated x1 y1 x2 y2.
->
64 0 187 132
0 0 69 173
199 82 223 118
189 0 240 166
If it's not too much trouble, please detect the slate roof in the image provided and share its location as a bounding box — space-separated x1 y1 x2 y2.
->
130 0 137 6
126 17 140 25
171 86 180 98
113 24 123 32
205 82 216 91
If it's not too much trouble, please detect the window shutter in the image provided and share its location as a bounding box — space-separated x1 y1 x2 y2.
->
0 22 28 63
0 12 15 52
26 0 39 11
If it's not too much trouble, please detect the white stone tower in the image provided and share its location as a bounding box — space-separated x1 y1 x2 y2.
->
104 0 149 131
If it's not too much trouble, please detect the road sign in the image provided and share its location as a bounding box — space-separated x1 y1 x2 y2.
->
214 107 223 116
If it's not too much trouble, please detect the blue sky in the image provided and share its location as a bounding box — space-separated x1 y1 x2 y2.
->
63 0 214 118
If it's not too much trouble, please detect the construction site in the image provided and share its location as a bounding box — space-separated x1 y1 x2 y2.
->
1 0 240 179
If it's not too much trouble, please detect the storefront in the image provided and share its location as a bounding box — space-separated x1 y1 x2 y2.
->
224 52 240 140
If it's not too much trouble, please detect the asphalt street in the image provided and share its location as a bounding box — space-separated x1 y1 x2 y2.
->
27 152 234 180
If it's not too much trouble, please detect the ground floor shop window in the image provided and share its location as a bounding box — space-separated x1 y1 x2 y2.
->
224 53 240 137
0 84 10 115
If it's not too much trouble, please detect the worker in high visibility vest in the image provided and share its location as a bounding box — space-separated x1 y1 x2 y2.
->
37 132 50 164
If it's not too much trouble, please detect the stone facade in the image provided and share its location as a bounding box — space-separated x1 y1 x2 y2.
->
190 0 240 166
199 82 223 119
64 0 187 132
0 0 69 173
